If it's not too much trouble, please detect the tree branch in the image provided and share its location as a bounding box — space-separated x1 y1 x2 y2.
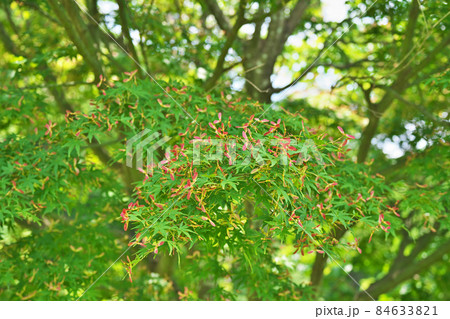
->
47 0 104 79
412 34 450 75
310 225 347 287
358 31 449 162
399 0 420 59
20 1 59 24
116 0 141 70
17 81 95 90
202 0 231 32
271 45 327 94
0 22 21 56
356 0 421 163
377 85 450 127
0 22 117 167
283 0 311 37
355 239 450 300
319 58 371 70
204 0 246 91
271 19 353 95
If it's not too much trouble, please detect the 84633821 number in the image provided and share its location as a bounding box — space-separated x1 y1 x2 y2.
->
375 306 438 316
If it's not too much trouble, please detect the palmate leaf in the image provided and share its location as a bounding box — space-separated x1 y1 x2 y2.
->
0 77 405 300
76 78 401 299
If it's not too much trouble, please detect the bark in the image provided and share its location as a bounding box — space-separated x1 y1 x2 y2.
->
243 0 311 103
204 0 246 91
357 113 380 163
202 0 231 32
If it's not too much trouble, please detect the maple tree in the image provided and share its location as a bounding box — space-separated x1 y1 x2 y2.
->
0 0 448 300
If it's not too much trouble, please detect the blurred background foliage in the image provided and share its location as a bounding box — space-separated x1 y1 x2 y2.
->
0 0 449 300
